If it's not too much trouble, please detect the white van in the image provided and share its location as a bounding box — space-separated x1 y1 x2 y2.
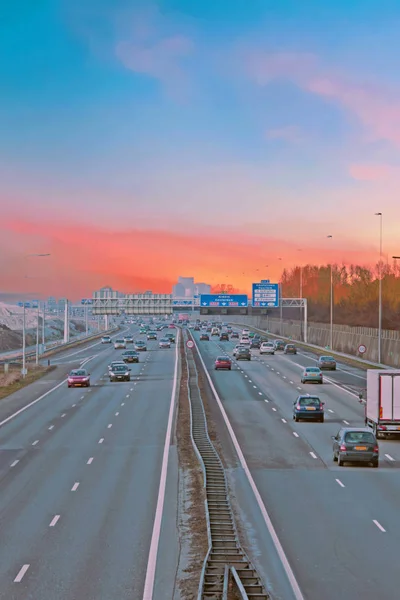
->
211 327 220 336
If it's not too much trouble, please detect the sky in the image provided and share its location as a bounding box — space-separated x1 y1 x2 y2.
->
1 0 400 299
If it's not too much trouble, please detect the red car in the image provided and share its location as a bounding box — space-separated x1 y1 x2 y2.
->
67 369 91 388
214 356 232 371
169 324 175 328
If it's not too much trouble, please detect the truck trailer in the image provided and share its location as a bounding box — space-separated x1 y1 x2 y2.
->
365 370 400 438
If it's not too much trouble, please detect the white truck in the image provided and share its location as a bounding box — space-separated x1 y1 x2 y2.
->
365 370 400 438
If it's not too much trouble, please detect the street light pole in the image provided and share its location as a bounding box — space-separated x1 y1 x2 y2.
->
35 304 40 365
375 213 383 363
22 303 26 378
327 236 333 349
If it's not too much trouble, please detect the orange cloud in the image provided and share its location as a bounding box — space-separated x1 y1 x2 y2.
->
0 217 387 300
349 163 394 181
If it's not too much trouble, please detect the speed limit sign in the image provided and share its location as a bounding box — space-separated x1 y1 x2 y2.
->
186 340 194 349
358 344 366 354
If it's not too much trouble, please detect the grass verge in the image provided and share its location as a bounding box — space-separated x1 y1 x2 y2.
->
0 364 56 401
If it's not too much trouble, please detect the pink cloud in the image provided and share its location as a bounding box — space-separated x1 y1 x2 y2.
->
349 163 394 181
266 125 302 142
245 51 400 147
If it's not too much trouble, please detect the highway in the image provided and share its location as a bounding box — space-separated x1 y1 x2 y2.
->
0 324 179 600
192 326 400 600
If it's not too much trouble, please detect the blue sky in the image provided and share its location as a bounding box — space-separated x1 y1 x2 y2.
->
1 0 400 295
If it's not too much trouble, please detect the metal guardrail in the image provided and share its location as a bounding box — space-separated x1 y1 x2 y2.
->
183 329 269 599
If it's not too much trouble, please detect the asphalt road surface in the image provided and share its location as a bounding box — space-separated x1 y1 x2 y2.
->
193 327 400 600
0 325 179 600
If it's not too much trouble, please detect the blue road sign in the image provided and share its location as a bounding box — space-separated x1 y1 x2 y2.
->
200 294 248 307
252 282 279 307
17 301 31 308
81 299 93 305
173 300 193 306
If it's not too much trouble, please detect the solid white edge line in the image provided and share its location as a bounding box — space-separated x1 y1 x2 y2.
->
142 328 179 600
192 337 305 600
373 519 386 532
14 564 30 582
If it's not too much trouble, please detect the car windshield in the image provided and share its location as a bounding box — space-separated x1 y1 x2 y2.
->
306 368 320 372
70 370 86 376
344 432 376 444
298 397 320 406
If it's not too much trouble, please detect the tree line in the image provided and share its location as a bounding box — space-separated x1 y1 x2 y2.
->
280 263 400 330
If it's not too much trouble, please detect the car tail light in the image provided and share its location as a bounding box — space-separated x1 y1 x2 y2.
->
319 404 324 410
339 444 347 451
296 404 301 410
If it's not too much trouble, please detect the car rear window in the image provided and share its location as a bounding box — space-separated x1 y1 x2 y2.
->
321 356 334 361
307 368 320 372
217 356 229 361
298 397 320 406
344 432 376 444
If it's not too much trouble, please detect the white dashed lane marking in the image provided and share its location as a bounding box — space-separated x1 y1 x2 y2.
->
14 565 30 583
87 457 94 464
49 515 60 527
309 452 317 459
71 482 80 491
385 454 395 462
336 479 345 488
32 440 39 446
10 460 19 468
373 520 386 533
293 432 299 438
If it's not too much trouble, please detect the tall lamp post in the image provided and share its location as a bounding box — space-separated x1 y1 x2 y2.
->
375 213 383 364
327 236 333 349
24 253 51 372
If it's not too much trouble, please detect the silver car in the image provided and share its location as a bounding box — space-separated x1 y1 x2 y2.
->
301 367 323 384
114 339 126 349
159 338 171 349
260 342 275 355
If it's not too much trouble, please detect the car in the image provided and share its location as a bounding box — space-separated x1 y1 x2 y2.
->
156 325 163 331
231 331 239 339
200 333 209 341
318 356 337 370
242 329 250 336
147 332 157 340
101 335 112 344
248 331 255 338
139 328 147 334
134 340 147 351
211 327 220 336
332 428 379 467
284 344 297 354
274 340 285 351
233 344 245 357
108 361 126 371
109 365 131 382
124 336 134 344
122 350 139 363
194 326 200 331
215 356 232 370
114 339 126 349
159 338 171 348
67 369 90 388
301 367 323 384
260 342 275 355
236 347 251 361
250 339 261 349
165 333 176 343
219 333 229 341
240 338 250 347
168 324 175 329
293 395 324 422
206 326 212 332
227 327 232 334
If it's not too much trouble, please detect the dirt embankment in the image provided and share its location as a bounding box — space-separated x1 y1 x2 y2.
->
0 364 56 401
175 336 209 600
0 324 23 352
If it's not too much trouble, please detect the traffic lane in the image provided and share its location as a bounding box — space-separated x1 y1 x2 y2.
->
195 337 324 470
0 345 178 600
252 469 400 600
229 326 368 390
0 341 123 450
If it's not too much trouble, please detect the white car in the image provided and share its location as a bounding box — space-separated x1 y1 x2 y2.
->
114 339 126 349
260 342 275 355
233 344 247 357
240 336 250 345
242 329 250 336
101 336 111 344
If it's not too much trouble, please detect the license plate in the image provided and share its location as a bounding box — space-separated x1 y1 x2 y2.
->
355 446 367 450
306 407 316 410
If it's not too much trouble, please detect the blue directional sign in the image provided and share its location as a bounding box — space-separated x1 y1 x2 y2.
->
173 300 193 306
252 282 279 307
200 294 248 307
17 301 31 308
81 299 93 305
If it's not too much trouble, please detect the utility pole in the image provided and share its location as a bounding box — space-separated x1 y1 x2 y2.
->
35 304 40 365
22 303 26 377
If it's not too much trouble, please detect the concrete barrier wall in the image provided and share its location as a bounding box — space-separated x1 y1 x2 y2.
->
226 316 400 367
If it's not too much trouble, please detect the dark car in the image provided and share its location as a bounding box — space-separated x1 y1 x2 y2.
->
109 364 131 382
227 327 233 334
200 333 209 341
147 331 157 340
274 340 285 351
122 350 139 363
332 428 379 467
67 369 90 388
250 339 261 349
318 356 337 370
293 395 324 422
165 332 176 343
134 340 147 351
236 347 251 361
215 356 232 370
206 326 212 332
194 326 200 331
231 331 239 339
219 332 229 341
284 344 297 355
